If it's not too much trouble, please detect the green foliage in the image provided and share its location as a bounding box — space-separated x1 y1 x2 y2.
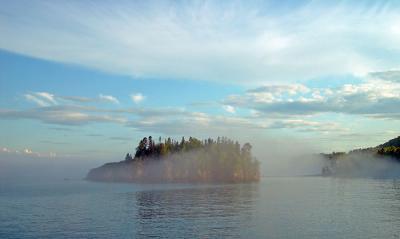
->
379 136 400 148
378 146 400 159
319 136 400 177
123 136 260 182
321 138 400 172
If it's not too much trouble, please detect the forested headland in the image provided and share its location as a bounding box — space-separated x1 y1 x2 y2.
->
86 136 260 183
321 136 400 177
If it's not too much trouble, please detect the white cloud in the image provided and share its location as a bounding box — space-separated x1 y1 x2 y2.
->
1 1 400 84
25 94 47 106
26 92 121 105
0 107 127 125
99 94 119 104
3 76 400 138
0 146 57 158
36 92 57 104
223 71 400 118
3 91 351 135
131 93 145 104
23 148 33 154
126 110 347 136
24 92 57 107
269 119 346 133
59 96 93 103
223 105 236 113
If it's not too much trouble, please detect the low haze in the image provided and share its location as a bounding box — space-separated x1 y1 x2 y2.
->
1 1 400 171
1 1 400 238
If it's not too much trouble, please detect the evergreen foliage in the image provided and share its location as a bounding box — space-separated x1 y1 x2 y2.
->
87 136 260 183
321 136 400 176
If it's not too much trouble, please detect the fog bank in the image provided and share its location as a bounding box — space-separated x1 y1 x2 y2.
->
252 138 325 177
0 154 111 182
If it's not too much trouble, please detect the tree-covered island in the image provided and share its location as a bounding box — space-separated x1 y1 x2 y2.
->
86 136 260 183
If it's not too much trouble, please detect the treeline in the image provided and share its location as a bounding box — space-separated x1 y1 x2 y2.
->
322 146 400 161
125 136 252 161
87 136 260 183
321 136 400 177
377 146 400 159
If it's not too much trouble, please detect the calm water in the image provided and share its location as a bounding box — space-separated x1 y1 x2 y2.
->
1 177 400 238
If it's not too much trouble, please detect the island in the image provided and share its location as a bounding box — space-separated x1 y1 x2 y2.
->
321 136 400 177
86 136 260 183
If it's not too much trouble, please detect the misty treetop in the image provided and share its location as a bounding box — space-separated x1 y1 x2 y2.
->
322 135 400 162
321 136 400 177
126 136 252 161
87 136 260 183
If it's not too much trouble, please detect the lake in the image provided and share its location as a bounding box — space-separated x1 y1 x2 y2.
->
1 177 400 238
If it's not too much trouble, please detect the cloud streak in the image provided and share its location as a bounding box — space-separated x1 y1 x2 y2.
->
0 94 346 135
224 73 400 117
0 107 127 126
25 92 57 107
223 105 236 114
24 91 121 106
60 94 120 104
1 146 57 158
1 78 397 139
99 94 119 104
1 1 400 83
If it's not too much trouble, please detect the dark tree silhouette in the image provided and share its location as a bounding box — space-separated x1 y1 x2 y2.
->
88 136 261 183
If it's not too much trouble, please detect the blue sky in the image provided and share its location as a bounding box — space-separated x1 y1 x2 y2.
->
1 0 400 161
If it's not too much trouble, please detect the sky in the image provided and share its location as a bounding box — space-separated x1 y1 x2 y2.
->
1 0 400 167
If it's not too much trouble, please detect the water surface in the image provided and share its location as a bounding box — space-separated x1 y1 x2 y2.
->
1 177 400 238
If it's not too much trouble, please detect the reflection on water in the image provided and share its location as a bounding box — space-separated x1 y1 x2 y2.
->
134 184 259 238
378 180 400 225
2 178 400 238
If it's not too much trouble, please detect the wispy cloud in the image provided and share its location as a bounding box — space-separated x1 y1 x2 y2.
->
1 83 396 137
369 70 400 83
224 73 400 117
0 146 57 158
1 1 400 83
59 96 93 103
0 96 347 135
268 119 346 133
127 113 261 135
223 105 236 114
98 94 119 104
27 92 118 106
127 111 346 136
59 94 119 104
0 107 127 126
131 93 145 104
25 92 57 107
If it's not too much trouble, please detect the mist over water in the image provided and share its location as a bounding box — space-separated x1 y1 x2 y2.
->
1 137 327 183
3 138 400 238
88 141 260 183
2 0 400 237
0 154 110 182
251 138 325 177
251 137 400 179
3 136 399 183
325 154 400 179
2 177 400 238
